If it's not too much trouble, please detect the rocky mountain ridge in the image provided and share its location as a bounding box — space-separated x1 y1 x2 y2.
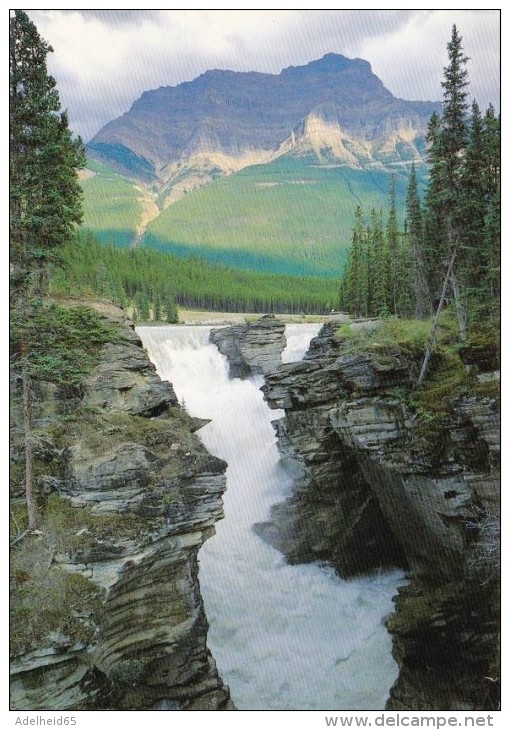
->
87 53 439 198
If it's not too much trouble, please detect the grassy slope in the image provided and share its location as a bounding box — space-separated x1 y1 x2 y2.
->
81 159 142 248
82 154 424 278
144 155 416 277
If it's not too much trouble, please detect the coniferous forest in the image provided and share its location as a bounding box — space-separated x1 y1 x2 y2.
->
50 230 341 318
340 26 500 335
10 10 500 715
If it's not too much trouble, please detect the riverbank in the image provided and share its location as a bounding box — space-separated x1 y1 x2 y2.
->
177 309 352 326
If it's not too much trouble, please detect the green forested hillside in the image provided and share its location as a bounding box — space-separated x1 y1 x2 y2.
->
145 156 421 277
81 153 424 277
50 232 340 316
144 156 416 277
81 159 142 247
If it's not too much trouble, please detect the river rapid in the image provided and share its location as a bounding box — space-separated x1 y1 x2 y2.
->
137 324 404 710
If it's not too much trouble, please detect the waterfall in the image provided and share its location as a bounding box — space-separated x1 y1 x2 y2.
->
137 324 404 710
281 323 322 363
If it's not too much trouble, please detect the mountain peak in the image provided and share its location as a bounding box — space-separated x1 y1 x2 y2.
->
88 53 440 183
282 53 372 75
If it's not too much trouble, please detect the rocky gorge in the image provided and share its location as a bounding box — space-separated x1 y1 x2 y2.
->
10 302 234 711
216 316 500 710
10 308 500 711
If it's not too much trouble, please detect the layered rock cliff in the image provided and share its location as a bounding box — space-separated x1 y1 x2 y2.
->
259 322 500 710
210 315 286 379
10 302 234 711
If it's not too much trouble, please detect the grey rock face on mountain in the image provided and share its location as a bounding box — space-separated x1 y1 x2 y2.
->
210 315 286 379
10 303 234 711
87 54 440 184
261 323 500 710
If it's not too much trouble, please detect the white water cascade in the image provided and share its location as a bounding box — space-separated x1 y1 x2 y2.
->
137 324 404 710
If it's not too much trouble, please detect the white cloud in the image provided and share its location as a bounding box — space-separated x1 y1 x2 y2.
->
26 9 500 142
362 10 500 107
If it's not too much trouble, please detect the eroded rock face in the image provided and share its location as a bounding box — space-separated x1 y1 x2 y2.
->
261 323 500 710
210 314 286 378
10 303 234 711
82 337 178 417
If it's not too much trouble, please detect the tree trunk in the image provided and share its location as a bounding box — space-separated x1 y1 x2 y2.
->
450 271 468 342
22 366 37 530
446 221 468 342
417 248 457 388
412 238 433 319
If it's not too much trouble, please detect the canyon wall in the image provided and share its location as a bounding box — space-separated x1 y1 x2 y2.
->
10 303 234 711
215 318 500 710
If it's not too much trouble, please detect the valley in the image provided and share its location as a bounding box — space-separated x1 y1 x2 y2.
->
82 53 435 276
10 10 500 716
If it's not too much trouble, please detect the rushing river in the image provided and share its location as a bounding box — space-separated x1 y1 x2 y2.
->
137 324 404 710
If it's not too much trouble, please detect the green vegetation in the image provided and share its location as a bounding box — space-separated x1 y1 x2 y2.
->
423 27 500 330
43 494 147 550
336 309 499 458
81 151 417 278
144 155 414 277
10 491 147 654
334 316 435 357
339 191 416 319
10 507 104 654
81 158 143 247
339 25 500 388
10 11 85 283
10 10 86 530
11 300 119 386
50 230 340 315
108 659 145 687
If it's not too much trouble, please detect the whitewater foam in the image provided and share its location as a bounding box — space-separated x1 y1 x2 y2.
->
137 324 404 710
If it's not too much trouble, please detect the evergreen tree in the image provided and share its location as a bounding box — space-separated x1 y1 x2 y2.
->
370 208 389 316
423 111 446 297
481 105 501 302
459 101 487 293
428 24 470 339
10 10 85 292
165 296 178 323
135 291 151 321
385 175 399 314
342 206 365 316
395 228 415 317
10 11 85 529
153 294 162 322
406 162 432 318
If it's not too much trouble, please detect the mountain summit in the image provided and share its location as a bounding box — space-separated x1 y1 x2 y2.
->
82 54 440 275
87 53 439 187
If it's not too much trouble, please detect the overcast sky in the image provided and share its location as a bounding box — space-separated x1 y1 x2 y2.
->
25 9 500 143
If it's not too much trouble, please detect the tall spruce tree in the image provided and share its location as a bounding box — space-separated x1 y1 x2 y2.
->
10 10 85 290
342 206 365 317
426 24 470 339
385 175 399 314
406 162 432 318
459 101 487 295
370 208 389 316
481 105 501 303
10 10 85 529
423 111 446 297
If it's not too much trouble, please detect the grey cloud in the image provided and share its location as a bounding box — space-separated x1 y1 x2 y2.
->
60 9 161 27
27 9 500 142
